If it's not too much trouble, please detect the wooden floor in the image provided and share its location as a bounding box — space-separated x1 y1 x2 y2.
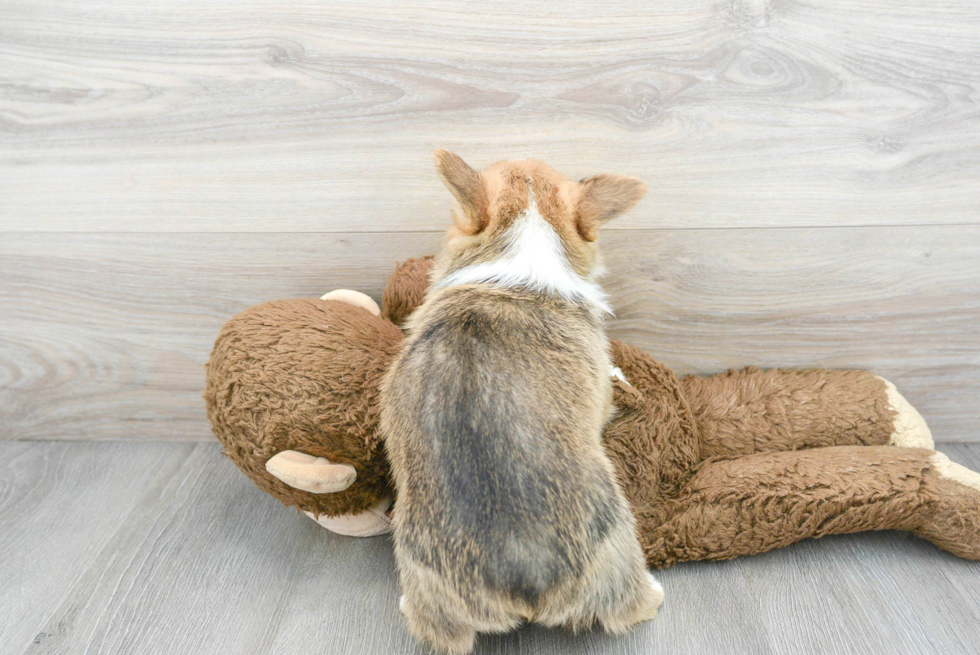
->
2 439 979 655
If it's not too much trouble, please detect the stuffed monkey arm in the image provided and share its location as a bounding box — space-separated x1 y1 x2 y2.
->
680 367 933 460
382 256 435 326
265 449 393 537
303 498 393 537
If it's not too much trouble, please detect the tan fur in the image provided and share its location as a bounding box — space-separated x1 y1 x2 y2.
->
434 157 583 277
576 174 648 242
380 153 659 653
383 261 980 566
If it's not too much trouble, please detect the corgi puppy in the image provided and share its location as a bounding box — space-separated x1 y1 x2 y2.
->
380 151 663 654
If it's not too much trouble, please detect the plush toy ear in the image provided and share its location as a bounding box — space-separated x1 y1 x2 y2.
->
434 149 488 234
265 451 357 494
576 174 647 241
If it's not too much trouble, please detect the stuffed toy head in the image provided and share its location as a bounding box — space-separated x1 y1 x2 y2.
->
205 297 402 520
204 256 436 535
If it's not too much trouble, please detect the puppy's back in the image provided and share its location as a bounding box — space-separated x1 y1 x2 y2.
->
384 286 622 606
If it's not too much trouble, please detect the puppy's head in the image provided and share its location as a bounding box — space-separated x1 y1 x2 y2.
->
433 150 646 278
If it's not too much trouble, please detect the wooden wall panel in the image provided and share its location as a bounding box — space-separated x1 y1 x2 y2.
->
1 0 978 441
2 0 979 232
1 227 976 441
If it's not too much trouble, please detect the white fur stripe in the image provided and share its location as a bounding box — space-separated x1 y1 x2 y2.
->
436 197 612 314
611 366 630 385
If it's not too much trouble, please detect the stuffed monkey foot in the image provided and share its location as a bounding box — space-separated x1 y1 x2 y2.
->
917 452 980 560
304 498 393 537
877 376 934 449
638 445 980 568
929 452 980 492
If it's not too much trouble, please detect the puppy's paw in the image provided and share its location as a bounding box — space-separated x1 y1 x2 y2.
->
599 571 664 634
645 571 665 610
402 602 476 655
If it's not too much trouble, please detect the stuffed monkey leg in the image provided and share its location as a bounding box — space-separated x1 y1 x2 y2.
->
680 367 933 459
637 445 980 569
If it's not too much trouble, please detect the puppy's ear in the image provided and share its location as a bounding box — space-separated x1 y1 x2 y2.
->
576 174 646 241
434 149 488 234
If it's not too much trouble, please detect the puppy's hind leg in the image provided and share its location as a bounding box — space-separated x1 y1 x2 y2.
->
585 530 664 634
399 587 476 655
637 572 667 626
598 567 664 634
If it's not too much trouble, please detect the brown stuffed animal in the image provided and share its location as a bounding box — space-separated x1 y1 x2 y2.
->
205 257 980 567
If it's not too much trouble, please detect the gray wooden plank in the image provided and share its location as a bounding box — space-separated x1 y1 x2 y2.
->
7 442 980 654
262 532 426 655
2 0 979 232
0 231 443 441
26 442 310 655
1 226 977 442
741 525 980 654
267 539 776 655
12 441 773 655
0 440 198 653
606 226 980 442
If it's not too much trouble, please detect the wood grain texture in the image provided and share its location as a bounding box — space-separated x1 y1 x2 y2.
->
743 531 980 655
3 439 770 655
607 226 980 441
3 2 978 649
1 226 977 442
24 442 317 655
0 0 978 443
5 441 980 654
2 0 980 231
267 547 775 655
0 441 198 653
